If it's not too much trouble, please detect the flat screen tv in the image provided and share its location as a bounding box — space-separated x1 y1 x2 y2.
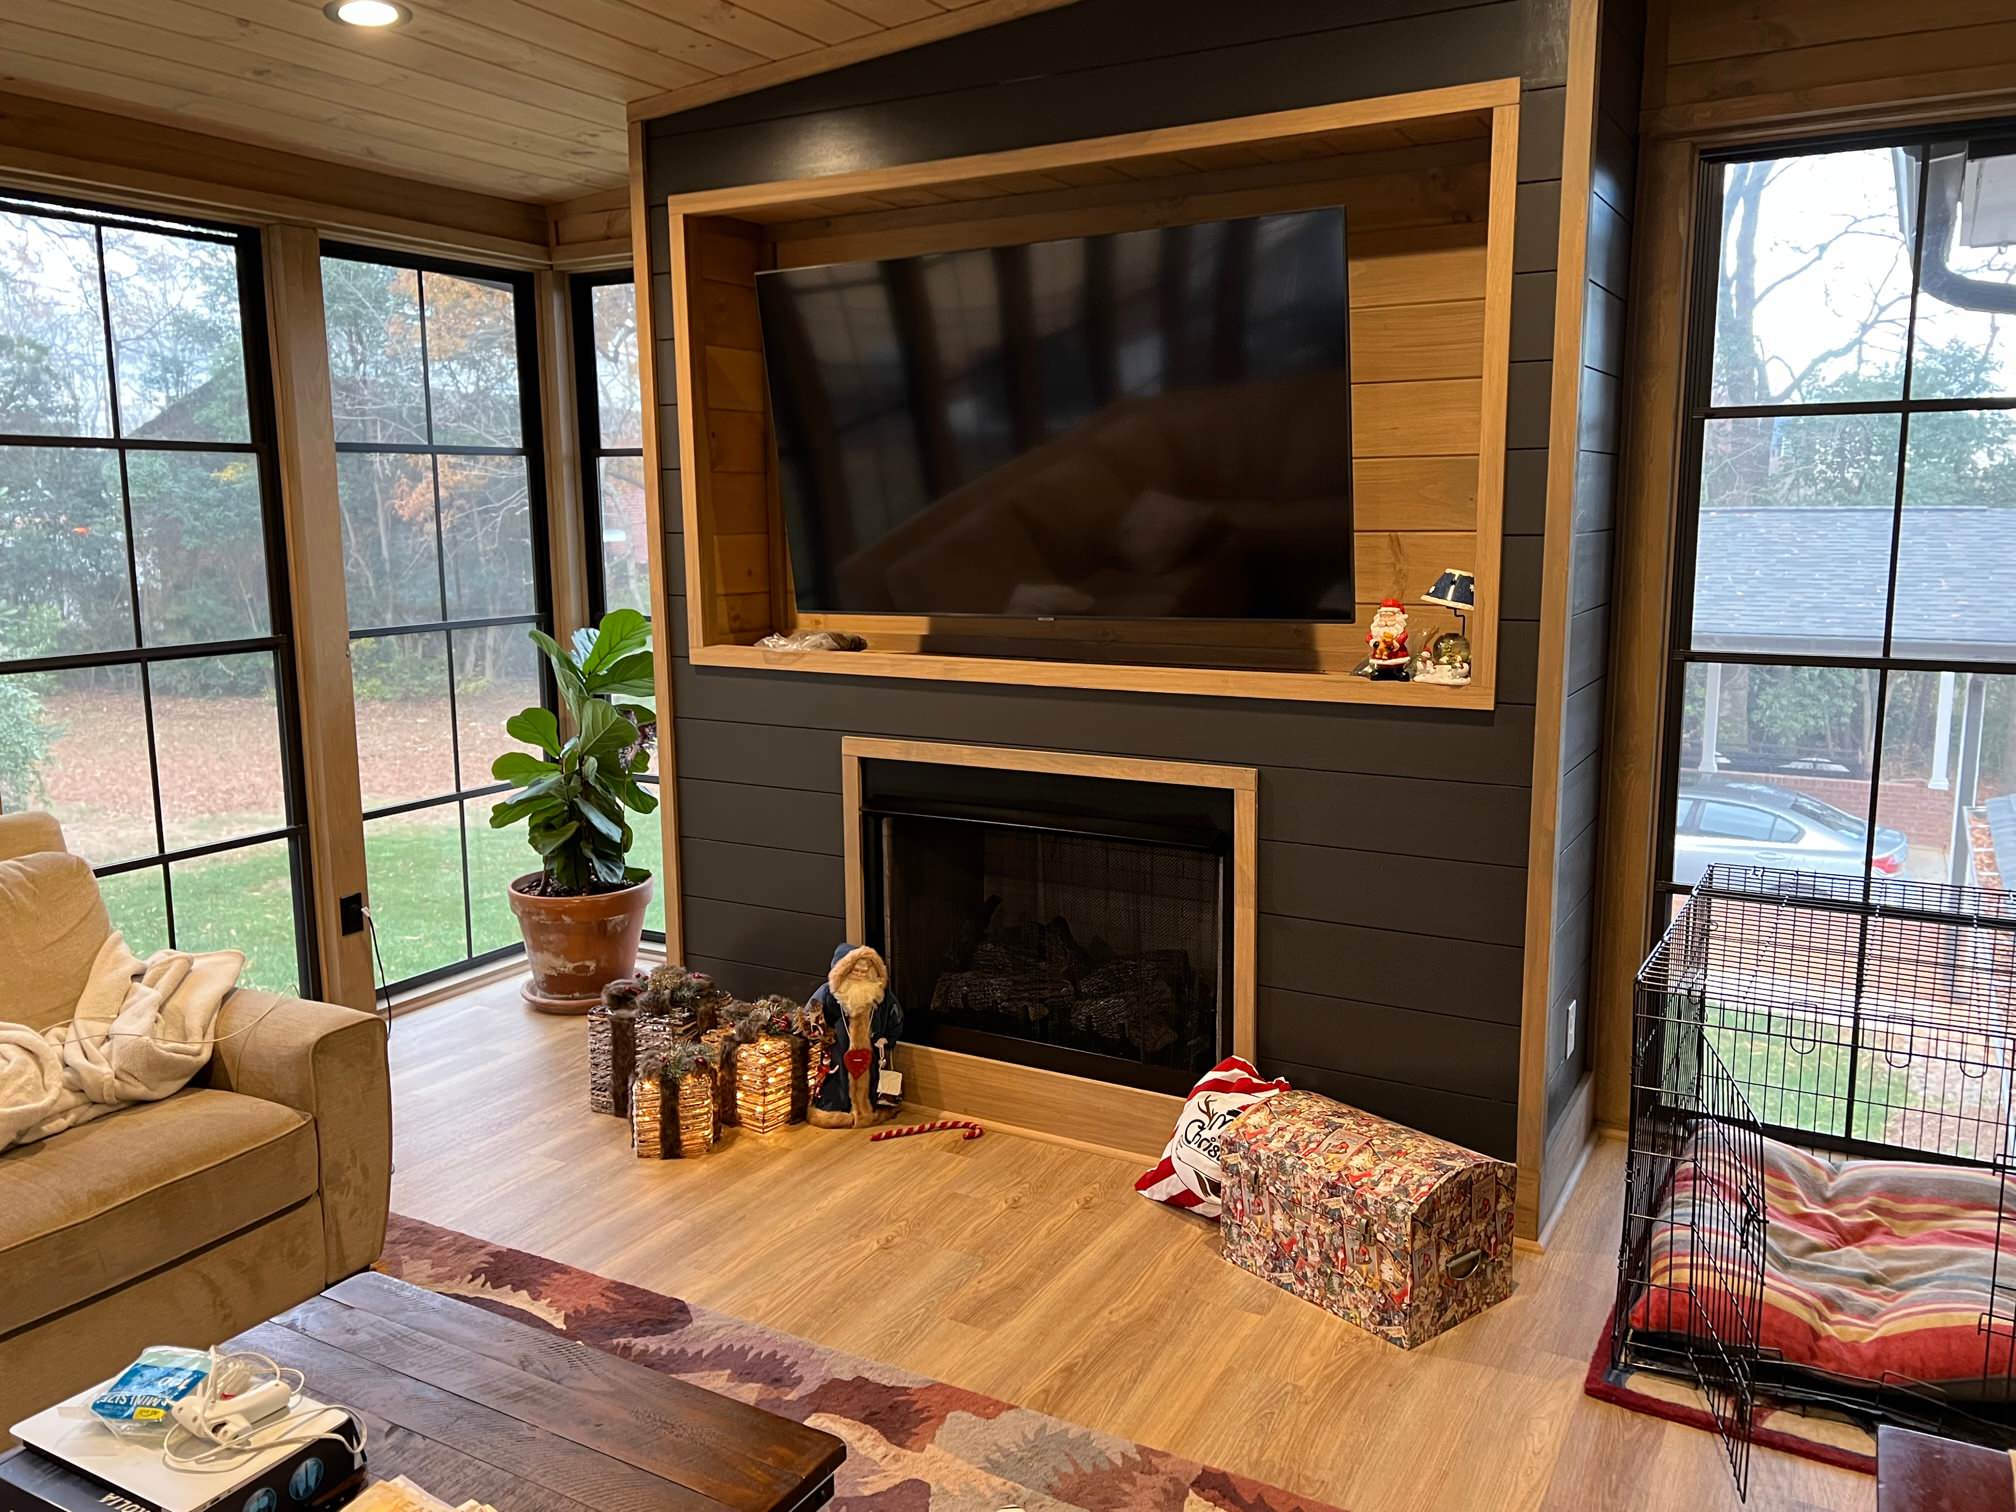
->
755 207 1354 623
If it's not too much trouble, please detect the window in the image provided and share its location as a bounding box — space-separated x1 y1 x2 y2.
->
0 194 311 993
322 247 551 990
1658 131 2016 1143
573 272 648 618
571 271 664 942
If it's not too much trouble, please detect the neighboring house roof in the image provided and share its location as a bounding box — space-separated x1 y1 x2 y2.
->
1691 507 2016 658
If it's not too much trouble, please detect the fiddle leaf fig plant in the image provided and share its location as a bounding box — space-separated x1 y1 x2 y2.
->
490 608 658 894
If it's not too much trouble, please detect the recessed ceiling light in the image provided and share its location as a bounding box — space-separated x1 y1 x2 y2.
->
325 0 409 27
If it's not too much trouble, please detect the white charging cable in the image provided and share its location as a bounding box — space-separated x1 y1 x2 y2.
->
159 1348 366 1474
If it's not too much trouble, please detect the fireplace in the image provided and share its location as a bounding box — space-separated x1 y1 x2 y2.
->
858 755 1237 1096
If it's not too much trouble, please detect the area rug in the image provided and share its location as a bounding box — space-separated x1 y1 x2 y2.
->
1583 1309 1876 1476
379 1214 1346 1512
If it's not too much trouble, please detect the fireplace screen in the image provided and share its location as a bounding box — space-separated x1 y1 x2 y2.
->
873 813 1227 1094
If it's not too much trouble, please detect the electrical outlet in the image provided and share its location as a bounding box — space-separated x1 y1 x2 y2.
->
340 892 366 935
1564 998 1577 1058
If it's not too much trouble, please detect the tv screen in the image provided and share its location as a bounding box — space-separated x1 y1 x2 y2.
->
756 208 1354 623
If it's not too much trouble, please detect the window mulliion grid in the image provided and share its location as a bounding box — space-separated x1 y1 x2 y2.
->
0 192 312 995
1658 131 2016 1148
570 271 665 942
322 246 552 991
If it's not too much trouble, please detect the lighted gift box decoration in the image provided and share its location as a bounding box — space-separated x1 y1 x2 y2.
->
1414 569 1477 686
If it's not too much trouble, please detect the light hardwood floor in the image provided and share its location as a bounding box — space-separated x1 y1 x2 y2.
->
387 981 1867 1512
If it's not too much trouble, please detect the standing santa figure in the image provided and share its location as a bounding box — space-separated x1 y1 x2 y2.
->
1365 598 1411 680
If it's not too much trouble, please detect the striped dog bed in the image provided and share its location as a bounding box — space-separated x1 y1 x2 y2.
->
1632 1133 2016 1395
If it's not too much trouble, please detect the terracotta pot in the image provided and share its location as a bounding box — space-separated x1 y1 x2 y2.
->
507 872 654 1014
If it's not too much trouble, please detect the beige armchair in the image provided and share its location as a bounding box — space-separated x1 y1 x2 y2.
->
0 812 391 1440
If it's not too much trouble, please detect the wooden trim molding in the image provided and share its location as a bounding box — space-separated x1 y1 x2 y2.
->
630 122 686 959
658 80 1521 215
1593 133 1697 1131
535 270 592 650
664 83 1521 709
839 736 1257 1149
261 223 373 1012
1516 0 1602 1243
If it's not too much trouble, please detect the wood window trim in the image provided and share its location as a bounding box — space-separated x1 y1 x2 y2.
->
661 81 1522 709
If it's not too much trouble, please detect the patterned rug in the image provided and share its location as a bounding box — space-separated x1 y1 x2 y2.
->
378 1215 1347 1511
1583 1309 1876 1476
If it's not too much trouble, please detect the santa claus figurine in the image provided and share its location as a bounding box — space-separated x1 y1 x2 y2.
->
1365 598 1411 680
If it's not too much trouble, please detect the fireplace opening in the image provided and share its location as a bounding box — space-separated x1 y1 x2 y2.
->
861 763 1232 1096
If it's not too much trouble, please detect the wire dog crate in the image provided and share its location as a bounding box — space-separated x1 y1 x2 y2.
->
1613 864 2016 1499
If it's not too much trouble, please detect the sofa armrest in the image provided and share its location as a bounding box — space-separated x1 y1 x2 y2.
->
201 991 390 1284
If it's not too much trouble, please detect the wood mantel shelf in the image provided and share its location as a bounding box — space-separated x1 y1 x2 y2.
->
666 79 1521 709
689 641 1499 707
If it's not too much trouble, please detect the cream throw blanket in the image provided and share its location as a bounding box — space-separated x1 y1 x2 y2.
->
0 931 243 1151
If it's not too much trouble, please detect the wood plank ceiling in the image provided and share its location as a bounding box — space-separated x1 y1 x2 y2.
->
0 0 1076 204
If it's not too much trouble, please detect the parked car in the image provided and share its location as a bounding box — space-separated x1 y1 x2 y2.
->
1672 776 1908 886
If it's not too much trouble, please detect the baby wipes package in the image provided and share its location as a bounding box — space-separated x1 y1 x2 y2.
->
87 1346 212 1439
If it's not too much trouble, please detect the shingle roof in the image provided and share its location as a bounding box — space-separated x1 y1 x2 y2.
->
1691 507 2016 657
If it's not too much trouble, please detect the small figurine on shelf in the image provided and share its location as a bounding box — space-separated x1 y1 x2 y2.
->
1412 568 1477 687
806 944 903 1129
1359 597 1411 681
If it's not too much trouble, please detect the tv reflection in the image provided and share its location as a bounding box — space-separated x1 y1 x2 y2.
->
760 208 1356 624
834 371 1354 621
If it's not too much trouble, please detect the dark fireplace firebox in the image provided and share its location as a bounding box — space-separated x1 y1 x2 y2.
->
860 760 1233 1096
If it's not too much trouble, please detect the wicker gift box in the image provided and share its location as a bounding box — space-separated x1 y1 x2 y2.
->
1220 1090 1515 1349
630 1060 717 1159
735 1034 807 1134
700 1024 739 1126
588 1005 638 1116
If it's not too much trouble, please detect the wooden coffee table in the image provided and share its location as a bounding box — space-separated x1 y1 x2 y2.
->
1876 1425 2014 1512
222 1271 843 1512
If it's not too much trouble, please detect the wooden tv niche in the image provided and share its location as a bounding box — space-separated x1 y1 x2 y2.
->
665 80 1519 708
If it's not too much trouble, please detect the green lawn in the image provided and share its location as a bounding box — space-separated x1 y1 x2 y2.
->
1706 1003 1929 1146
96 798 668 997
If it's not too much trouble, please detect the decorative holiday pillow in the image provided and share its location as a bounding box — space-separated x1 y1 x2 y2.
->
1135 1057 1290 1218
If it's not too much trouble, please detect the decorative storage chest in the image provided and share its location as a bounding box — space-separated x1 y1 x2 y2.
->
1220 1091 1515 1348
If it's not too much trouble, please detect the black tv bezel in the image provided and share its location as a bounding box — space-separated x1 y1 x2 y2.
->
754 205 1356 627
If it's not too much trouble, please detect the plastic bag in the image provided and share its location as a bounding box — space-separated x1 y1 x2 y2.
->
88 1346 212 1440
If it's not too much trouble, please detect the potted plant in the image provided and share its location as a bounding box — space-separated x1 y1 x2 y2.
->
491 608 659 1013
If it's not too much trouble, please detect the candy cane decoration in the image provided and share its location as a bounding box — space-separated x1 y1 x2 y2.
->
870 1118 984 1142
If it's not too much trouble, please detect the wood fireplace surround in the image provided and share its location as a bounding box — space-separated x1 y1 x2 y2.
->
842 738 1255 1156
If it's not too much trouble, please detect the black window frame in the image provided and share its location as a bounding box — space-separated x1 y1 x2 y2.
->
569 268 664 946
570 268 647 625
1657 124 2016 917
323 241 556 994
0 188 318 995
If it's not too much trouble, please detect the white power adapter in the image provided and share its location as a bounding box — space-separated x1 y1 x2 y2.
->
168 1377 293 1445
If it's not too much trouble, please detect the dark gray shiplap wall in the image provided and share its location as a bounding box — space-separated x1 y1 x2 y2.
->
1542 0 1641 1146
642 0 1577 1159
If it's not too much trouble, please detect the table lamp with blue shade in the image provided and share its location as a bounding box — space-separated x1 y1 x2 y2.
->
1417 569 1477 685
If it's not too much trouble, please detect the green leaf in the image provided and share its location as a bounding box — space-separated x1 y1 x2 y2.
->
575 698 634 768
491 751 556 785
529 819 579 856
580 609 649 674
616 780 658 816
622 865 651 885
578 798 625 844
590 651 655 700
504 707 561 758
491 790 565 828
